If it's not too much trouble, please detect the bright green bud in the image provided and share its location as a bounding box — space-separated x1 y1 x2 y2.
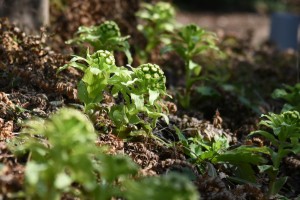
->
145 74 151 79
99 21 121 37
153 73 159 78
92 50 115 66
143 66 149 72
136 63 166 91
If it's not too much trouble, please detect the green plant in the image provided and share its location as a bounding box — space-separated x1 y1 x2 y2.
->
58 50 169 137
250 110 300 198
10 108 200 199
10 108 139 199
272 83 300 112
136 2 176 61
163 24 219 108
67 21 132 64
175 127 268 184
125 173 200 200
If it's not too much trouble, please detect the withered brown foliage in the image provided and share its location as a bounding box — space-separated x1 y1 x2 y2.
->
0 18 79 100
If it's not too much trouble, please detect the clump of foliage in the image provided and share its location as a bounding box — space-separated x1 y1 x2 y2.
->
11 108 138 199
58 50 169 137
10 108 200 199
125 173 200 200
136 2 176 61
67 20 132 64
163 24 220 108
175 127 268 184
250 110 300 198
272 83 300 112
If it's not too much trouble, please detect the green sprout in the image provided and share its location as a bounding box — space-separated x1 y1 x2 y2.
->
250 110 300 198
175 127 268 184
163 24 220 108
67 21 132 64
272 83 300 112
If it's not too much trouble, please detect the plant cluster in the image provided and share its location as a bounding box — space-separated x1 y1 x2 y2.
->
58 50 169 137
250 110 300 198
10 108 199 200
272 83 300 112
137 2 220 109
174 109 300 198
67 21 132 64
136 2 176 61
174 127 268 184
5 1 300 199
163 24 220 108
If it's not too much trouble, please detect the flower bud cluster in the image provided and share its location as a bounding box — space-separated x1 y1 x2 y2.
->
99 21 121 38
136 63 166 91
91 50 115 66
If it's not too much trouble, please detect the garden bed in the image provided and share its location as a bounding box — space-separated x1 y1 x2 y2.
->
0 1 300 199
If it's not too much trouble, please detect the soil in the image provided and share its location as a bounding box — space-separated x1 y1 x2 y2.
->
0 1 300 199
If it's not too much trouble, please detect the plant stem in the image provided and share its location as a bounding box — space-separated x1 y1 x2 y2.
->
183 58 192 109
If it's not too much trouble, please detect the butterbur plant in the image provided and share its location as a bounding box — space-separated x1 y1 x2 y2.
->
272 83 300 112
163 24 220 108
136 2 176 61
67 20 132 64
11 108 139 199
175 127 268 184
58 50 119 110
58 50 169 137
250 111 300 198
10 108 199 199
113 63 169 129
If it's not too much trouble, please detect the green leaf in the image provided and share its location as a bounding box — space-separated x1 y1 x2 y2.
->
77 81 90 105
291 144 300 154
25 162 45 185
270 176 288 197
57 63 70 73
55 172 72 189
258 165 274 173
110 105 128 126
130 93 144 110
215 150 267 165
89 67 101 75
125 173 199 200
147 109 169 124
196 86 219 97
272 88 288 99
234 163 257 183
124 48 133 64
99 154 138 183
188 60 202 76
206 162 218 177
148 89 160 105
174 126 188 144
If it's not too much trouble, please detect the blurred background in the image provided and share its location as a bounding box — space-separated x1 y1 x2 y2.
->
173 0 300 47
1 0 299 48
